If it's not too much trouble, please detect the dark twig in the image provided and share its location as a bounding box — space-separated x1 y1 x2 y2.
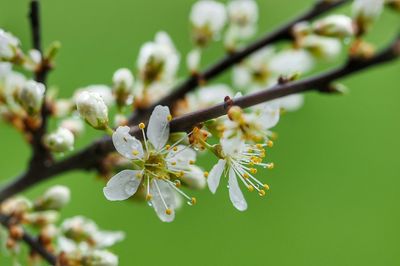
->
128 0 349 124
0 214 57 265
1 33 398 204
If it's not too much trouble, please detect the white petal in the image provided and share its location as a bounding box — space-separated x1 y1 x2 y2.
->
112 126 144 160
147 105 171 150
103 170 142 201
207 159 226 194
259 103 280 129
150 180 176 222
93 231 125 248
181 165 207 189
166 145 196 170
228 167 247 211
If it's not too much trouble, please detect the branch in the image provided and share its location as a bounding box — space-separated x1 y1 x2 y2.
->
28 0 53 168
1 33 398 204
0 214 57 265
128 0 349 124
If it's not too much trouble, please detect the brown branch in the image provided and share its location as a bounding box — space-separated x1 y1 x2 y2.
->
128 0 349 125
1 33 398 204
0 214 57 265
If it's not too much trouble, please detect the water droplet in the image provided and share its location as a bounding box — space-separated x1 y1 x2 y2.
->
147 201 153 207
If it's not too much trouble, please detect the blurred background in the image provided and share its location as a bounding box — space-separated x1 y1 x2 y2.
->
1 0 400 265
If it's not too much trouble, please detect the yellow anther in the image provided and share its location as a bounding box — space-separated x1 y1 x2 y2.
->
267 140 274 148
165 144 171 150
256 144 263 149
260 151 266 158
165 208 172 215
247 185 254 192
263 184 270 190
204 171 209 178
158 162 162 167
250 168 257 174
243 173 249 179
139 123 145 129
179 171 184 177
189 160 195 165
259 190 266 197
146 194 153 201
171 161 177 166
267 163 274 169
175 180 181 187
167 114 172 121
132 150 139 156
173 146 178 151
191 197 197 205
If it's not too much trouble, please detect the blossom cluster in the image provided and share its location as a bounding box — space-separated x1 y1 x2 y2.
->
0 186 123 265
0 0 396 263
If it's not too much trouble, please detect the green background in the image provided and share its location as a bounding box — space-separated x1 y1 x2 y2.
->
1 0 400 265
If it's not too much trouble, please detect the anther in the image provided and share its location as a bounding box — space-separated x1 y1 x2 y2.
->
247 185 254 192
267 140 274 148
203 171 209 178
191 197 197 205
146 193 153 201
267 163 274 169
139 123 146 129
259 190 266 197
165 208 172 215
263 184 270 190
167 114 172 121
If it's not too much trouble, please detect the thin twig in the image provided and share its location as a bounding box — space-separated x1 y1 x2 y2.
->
1 34 398 204
0 214 57 265
128 0 349 124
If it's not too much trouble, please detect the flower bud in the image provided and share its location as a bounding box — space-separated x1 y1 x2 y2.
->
36 185 71 210
0 29 21 61
227 106 243 122
313 15 355 38
18 80 45 115
112 68 134 107
60 117 85 136
25 210 60 226
82 250 118 266
76 91 109 130
186 49 201 73
44 127 75 153
23 49 42 72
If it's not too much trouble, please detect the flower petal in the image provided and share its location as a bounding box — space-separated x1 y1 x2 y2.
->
166 145 196 171
181 165 206 189
228 167 248 211
150 180 177 222
147 105 171 150
112 126 144 160
259 103 280 129
207 159 226 194
103 170 142 201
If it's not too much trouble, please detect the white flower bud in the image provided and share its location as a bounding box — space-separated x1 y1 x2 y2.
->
226 0 258 40
60 117 85 136
352 0 384 25
112 68 134 107
76 91 109 129
0 29 20 61
313 15 355 38
44 128 75 153
269 49 314 76
18 80 45 114
112 68 134 91
39 185 71 210
23 49 42 71
186 49 201 73
83 250 118 266
300 35 342 59
25 210 60 225
75 85 113 107
190 0 227 46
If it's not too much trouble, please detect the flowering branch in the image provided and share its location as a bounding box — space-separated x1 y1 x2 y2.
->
129 0 349 124
0 214 57 265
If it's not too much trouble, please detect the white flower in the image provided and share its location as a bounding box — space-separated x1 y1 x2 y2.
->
60 117 85 136
300 35 342 59
61 216 124 249
207 137 273 211
0 29 20 61
272 94 304 112
18 80 45 115
113 68 134 90
232 47 275 89
137 31 179 84
190 0 227 46
83 250 118 266
104 106 200 222
39 185 71 210
226 0 258 41
268 49 314 76
352 0 384 24
44 128 75 153
0 62 12 79
76 91 109 129
312 15 355 38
